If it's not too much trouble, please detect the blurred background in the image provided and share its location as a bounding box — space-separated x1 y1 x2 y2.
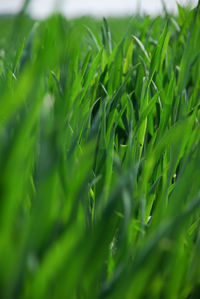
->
0 0 198 18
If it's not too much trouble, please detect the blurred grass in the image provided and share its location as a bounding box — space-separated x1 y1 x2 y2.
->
0 1 200 298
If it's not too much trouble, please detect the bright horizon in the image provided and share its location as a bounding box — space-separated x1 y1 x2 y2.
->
0 0 198 18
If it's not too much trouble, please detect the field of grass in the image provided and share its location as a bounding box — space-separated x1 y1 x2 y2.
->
0 2 200 298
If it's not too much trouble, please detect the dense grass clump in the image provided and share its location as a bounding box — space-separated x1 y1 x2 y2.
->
0 3 200 298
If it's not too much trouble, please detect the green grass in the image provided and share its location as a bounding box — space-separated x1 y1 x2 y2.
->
0 2 200 298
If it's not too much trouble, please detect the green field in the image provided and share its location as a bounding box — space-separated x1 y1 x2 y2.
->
0 2 200 298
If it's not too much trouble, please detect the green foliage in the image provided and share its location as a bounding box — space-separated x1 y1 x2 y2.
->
0 3 200 298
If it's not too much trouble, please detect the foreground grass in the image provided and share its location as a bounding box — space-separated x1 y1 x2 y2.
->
0 3 200 298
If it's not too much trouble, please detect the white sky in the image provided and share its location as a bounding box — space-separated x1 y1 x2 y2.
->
0 0 198 18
